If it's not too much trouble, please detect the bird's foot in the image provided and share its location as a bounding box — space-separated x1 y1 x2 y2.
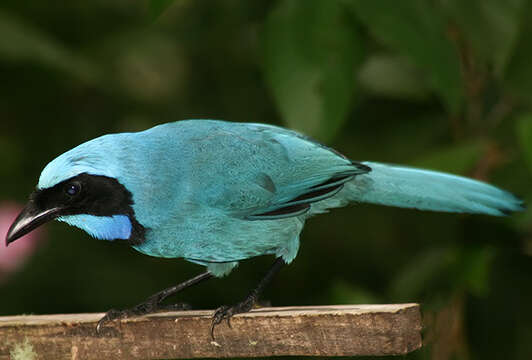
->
211 295 256 339
96 298 190 333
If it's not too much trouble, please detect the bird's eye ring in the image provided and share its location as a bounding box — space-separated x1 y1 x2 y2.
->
65 182 81 196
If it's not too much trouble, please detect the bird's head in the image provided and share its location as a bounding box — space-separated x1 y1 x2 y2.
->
5 135 145 246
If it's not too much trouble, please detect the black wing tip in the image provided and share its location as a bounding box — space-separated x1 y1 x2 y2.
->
499 207 515 216
351 161 371 174
498 198 526 216
246 203 311 220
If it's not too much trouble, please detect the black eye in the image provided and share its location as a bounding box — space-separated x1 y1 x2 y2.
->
65 182 81 196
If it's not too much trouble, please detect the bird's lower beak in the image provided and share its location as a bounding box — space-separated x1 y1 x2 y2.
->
5 202 62 246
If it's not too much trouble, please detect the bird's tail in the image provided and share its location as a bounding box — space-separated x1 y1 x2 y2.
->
344 161 524 216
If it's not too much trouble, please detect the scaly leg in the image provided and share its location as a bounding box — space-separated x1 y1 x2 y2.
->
211 257 285 339
97 271 213 333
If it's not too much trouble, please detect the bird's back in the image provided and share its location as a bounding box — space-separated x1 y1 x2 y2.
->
123 120 358 263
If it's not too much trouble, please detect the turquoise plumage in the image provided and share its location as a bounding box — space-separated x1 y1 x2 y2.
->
7 119 523 332
36 120 523 276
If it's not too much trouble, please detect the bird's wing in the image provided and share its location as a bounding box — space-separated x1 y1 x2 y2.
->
245 164 368 220
190 122 370 220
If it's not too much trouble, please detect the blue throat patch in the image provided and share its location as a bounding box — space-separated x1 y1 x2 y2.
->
58 214 132 240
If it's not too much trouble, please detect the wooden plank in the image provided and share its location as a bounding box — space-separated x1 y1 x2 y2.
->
0 304 422 359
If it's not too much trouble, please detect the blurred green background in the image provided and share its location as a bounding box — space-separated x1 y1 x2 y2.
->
1 0 532 359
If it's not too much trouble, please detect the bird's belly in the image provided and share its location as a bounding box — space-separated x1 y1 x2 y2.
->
132 213 304 263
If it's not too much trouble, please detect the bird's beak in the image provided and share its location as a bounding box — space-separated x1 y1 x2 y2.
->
5 201 62 246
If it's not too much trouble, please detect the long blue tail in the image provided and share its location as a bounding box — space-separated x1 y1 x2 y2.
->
345 162 524 216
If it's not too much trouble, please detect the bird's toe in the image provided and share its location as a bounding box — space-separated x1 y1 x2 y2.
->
210 298 256 339
96 309 127 333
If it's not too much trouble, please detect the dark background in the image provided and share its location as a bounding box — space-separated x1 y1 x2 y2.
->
1 1 532 359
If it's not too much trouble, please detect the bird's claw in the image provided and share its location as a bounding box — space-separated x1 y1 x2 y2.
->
210 298 255 340
211 305 232 340
96 308 128 333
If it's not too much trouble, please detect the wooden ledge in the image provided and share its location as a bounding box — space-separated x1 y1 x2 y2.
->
0 304 422 359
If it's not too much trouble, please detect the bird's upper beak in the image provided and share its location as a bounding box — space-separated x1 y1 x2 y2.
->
5 201 62 246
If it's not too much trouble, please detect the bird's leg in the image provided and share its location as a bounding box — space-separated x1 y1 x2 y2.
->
97 271 213 333
211 257 285 339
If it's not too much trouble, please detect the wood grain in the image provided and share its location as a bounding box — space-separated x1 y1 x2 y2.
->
0 304 422 359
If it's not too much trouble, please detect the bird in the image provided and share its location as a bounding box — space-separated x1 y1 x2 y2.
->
5 119 524 336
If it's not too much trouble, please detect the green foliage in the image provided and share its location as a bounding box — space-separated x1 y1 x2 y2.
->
505 1 532 98
389 243 497 302
440 0 525 75
517 113 532 174
411 141 483 174
457 245 496 296
262 0 363 141
357 53 430 100
149 0 184 22
330 280 381 305
0 10 97 83
350 0 464 114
